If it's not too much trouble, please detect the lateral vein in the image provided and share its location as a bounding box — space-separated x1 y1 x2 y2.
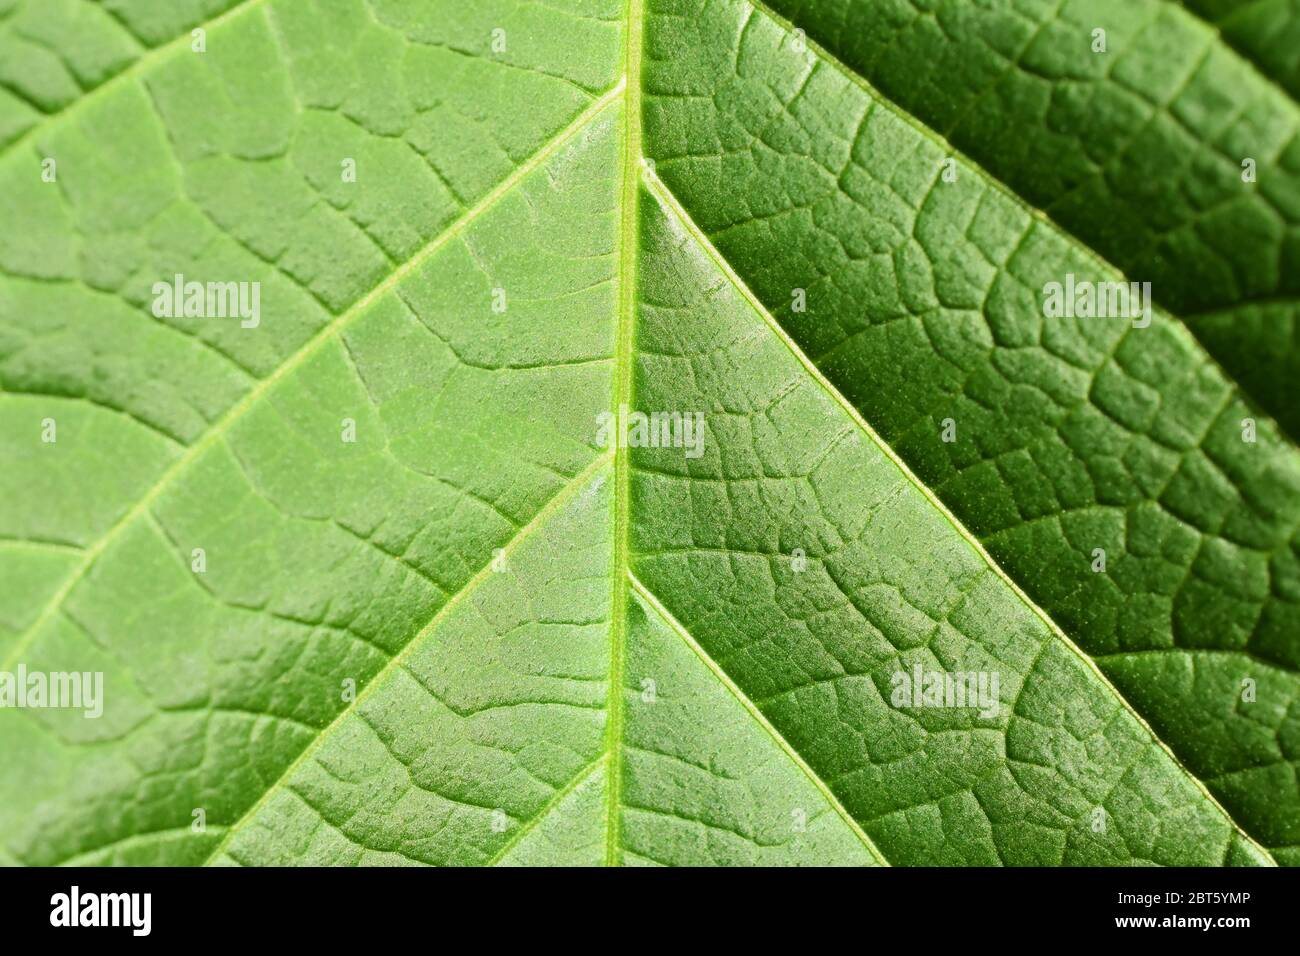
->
629 572 891 866
642 165 1276 865
743 0 1300 452
0 0 267 162
486 755 608 866
203 454 614 865
1156 0 1300 110
0 84 624 677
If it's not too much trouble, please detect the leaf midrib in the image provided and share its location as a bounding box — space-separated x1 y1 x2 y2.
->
601 0 645 868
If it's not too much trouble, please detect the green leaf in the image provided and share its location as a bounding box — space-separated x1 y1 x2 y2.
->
0 0 1295 867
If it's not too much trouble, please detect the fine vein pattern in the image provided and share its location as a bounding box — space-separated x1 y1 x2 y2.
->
1 0 1296 867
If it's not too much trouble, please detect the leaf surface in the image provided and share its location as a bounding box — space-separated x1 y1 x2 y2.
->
1 0 1296 866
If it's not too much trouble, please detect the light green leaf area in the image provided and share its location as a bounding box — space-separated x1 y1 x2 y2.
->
0 0 1296 867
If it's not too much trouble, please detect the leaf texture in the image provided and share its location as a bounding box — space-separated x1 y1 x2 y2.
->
0 0 1296 867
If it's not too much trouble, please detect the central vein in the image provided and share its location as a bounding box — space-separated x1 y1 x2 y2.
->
605 0 644 867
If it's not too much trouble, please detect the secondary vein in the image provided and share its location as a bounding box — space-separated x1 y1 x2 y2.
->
0 84 624 677
0 0 268 163
743 0 1300 452
641 164 1276 865
628 572 892 866
204 454 614 865
486 755 608 866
